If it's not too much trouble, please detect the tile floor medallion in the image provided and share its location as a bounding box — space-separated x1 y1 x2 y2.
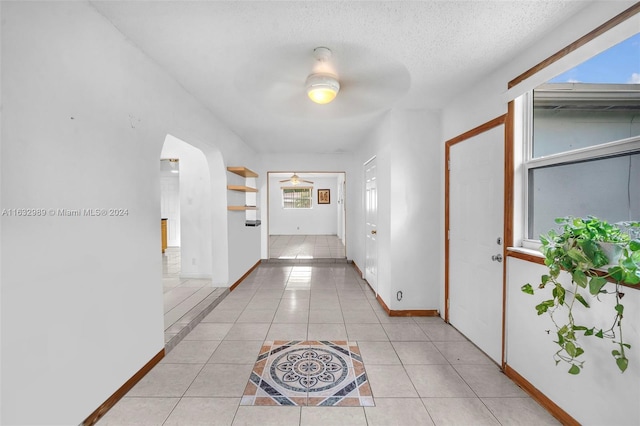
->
242 340 374 407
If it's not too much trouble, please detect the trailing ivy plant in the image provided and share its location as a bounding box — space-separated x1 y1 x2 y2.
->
521 216 640 374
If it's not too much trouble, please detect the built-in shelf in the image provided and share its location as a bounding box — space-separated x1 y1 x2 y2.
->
227 166 259 225
227 166 258 178
227 206 258 211
227 185 258 192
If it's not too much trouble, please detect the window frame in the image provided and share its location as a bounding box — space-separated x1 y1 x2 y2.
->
520 89 640 247
281 186 313 209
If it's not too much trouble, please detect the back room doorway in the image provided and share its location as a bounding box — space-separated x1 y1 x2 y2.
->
268 171 347 260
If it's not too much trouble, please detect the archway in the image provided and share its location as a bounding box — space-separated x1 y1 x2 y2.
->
159 134 228 344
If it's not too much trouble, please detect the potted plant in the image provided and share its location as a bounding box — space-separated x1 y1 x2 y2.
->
521 216 640 374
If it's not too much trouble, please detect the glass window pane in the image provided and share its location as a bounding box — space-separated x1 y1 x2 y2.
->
532 32 640 158
282 188 312 209
533 101 640 157
528 153 640 239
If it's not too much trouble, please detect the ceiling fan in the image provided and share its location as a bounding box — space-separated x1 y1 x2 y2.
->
279 173 313 185
235 44 411 117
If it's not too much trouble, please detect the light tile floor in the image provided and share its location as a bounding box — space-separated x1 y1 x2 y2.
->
269 235 345 259
99 263 560 426
163 247 226 345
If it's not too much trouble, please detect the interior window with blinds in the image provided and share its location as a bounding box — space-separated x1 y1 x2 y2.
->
282 187 313 209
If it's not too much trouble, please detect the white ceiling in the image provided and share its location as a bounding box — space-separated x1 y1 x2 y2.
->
91 1 593 154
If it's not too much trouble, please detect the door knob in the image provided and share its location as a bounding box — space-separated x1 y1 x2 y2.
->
491 254 503 262
371 230 377 235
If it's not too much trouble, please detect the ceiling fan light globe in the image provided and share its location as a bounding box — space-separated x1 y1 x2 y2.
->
306 73 340 104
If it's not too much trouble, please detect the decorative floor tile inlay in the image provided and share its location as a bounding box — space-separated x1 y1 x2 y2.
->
242 340 374 407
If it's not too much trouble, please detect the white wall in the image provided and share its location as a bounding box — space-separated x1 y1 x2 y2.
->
442 2 640 424
0 2 258 424
507 258 640 424
269 176 339 235
356 109 443 311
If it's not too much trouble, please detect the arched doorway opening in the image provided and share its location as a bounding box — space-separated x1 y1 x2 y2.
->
159 134 227 345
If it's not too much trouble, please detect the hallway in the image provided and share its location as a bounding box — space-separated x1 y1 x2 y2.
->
98 262 558 425
269 235 346 259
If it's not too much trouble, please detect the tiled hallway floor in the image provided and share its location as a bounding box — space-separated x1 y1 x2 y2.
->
163 247 227 346
269 235 345 259
99 263 560 426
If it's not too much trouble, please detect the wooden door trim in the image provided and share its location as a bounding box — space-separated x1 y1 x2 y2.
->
502 102 515 369
508 2 640 89
444 114 507 364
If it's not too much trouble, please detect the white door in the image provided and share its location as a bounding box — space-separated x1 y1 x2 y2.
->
449 126 504 363
364 157 378 295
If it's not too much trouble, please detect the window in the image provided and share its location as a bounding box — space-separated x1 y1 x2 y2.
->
282 187 312 209
521 33 640 242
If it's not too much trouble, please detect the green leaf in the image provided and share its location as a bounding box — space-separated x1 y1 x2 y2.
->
549 263 560 278
565 342 577 357
589 276 607 295
612 350 621 356
623 343 631 349
553 284 565 305
629 240 640 251
521 283 534 295
595 329 604 338
622 257 637 270
568 364 580 375
616 357 628 373
567 248 589 264
609 266 625 282
574 293 589 308
584 328 594 336
535 301 550 315
624 272 640 285
580 239 600 264
575 347 584 358
615 304 624 315
572 270 587 288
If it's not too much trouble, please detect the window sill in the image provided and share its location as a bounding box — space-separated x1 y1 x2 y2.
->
507 247 544 265
507 246 639 291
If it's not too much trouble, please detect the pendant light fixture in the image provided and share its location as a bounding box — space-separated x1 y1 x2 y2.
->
306 47 340 104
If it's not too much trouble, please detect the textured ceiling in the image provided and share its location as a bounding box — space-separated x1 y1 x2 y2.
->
91 1 593 154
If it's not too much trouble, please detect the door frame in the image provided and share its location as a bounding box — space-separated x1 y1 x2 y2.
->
266 171 348 259
444 114 511 368
363 155 378 296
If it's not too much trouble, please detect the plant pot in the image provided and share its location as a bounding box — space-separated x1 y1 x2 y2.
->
598 242 623 265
